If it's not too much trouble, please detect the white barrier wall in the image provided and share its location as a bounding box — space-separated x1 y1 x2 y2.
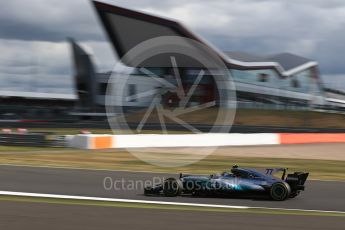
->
67 133 280 149
67 133 345 149
114 133 280 148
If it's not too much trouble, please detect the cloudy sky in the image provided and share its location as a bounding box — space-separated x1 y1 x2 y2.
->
0 0 345 94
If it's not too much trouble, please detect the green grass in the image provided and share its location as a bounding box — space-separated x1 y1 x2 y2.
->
16 128 187 135
0 149 344 180
0 146 64 152
0 195 344 217
28 128 113 135
234 109 345 128
121 108 345 128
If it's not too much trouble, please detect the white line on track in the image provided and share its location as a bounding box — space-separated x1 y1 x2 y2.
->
0 191 344 214
0 164 344 182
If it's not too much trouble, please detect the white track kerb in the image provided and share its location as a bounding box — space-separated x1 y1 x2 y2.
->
0 191 344 214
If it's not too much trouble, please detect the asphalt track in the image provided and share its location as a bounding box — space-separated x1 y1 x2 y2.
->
1 200 344 230
0 165 344 212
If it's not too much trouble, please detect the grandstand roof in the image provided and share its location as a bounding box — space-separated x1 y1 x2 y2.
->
93 1 318 77
224 51 313 71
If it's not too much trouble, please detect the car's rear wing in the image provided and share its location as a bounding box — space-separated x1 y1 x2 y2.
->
266 168 309 191
285 172 309 191
265 168 287 179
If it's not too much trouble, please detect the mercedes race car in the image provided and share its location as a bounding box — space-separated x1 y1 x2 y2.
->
144 165 309 201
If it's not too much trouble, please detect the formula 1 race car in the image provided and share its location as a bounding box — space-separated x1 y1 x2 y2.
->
144 165 309 201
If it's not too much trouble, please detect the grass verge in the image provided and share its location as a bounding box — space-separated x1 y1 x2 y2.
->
0 149 344 180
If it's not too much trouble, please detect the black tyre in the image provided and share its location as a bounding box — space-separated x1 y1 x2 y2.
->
163 178 182 197
270 182 291 201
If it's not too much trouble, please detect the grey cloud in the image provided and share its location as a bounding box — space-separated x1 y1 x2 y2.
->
0 0 345 91
0 0 105 42
0 39 75 94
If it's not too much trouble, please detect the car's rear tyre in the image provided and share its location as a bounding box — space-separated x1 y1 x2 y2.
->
270 182 291 201
163 178 182 197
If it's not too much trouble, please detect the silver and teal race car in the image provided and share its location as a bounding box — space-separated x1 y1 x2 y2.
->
144 165 309 201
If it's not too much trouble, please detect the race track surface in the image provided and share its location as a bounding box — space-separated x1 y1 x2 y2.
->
1 200 344 230
0 165 344 212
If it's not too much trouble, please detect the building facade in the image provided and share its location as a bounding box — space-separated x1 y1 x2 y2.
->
69 1 345 114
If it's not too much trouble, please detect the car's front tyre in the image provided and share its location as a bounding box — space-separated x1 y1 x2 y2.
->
270 182 291 201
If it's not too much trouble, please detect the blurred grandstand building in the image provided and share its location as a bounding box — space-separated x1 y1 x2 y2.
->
67 2 345 117
1 1 345 121
0 89 77 120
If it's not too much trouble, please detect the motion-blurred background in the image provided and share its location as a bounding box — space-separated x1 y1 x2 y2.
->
0 0 345 130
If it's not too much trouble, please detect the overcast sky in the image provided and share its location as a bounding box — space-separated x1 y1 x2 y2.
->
0 0 345 94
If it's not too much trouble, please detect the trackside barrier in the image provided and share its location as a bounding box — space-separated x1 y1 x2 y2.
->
279 133 345 144
67 133 345 150
67 134 114 149
67 133 278 149
113 134 279 148
0 133 50 147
